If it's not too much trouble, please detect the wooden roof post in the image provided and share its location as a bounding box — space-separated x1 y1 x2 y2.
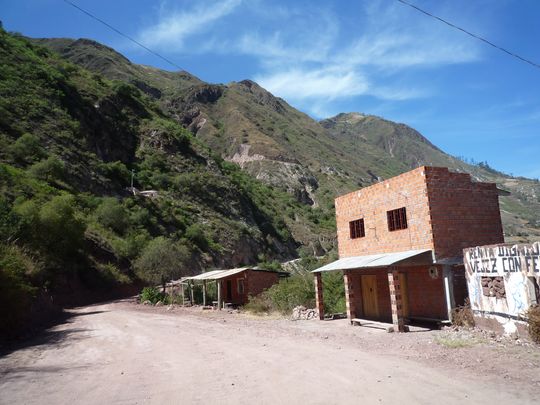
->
203 280 207 307
217 280 222 311
190 280 194 306
181 282 185 306
314 272 324 320
388 267 405 332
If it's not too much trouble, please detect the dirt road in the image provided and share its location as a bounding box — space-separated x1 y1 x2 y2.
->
1 300 538 404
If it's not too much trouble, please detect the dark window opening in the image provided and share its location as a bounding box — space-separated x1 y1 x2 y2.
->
349 218 365 239
387 207 407 231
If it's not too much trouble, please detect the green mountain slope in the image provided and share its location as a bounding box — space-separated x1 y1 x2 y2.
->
35 36 539 244
1 30 339 335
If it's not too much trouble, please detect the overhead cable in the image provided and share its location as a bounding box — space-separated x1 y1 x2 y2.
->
397 0 540 70
62 0 184 71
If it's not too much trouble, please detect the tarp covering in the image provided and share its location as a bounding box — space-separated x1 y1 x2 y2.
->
312 249 432 273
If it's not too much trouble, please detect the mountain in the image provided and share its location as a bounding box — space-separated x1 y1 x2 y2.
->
33 36 540 244
2 30 345 336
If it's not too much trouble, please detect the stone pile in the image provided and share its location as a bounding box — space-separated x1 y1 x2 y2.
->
291 306 318 321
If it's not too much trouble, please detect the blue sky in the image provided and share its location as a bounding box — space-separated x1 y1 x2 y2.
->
2 0 539 178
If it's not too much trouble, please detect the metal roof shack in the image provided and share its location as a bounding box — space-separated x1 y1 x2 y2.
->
181 267 288 309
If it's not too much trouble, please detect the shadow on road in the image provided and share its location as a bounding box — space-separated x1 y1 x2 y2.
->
0 309 106 357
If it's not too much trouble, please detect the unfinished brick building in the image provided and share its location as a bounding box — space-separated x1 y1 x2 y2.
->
313 166 505 331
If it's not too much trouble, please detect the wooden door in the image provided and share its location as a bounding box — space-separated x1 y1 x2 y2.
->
399 273 409 318
361 275 379 319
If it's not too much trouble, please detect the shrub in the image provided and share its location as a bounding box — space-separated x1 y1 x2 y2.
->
134 237 190 289
244 294 272 314
527 305 540 344
99 263 130 285
98 161 130 184
451 299 475 328
185 224 209 251
8 133 46 164
0 244 40 337
260 272 315 314
94 198 129 234
16 195 85 261
257 260 282 272
321 271 346 314
139 286 165 304
38 195 85 260
28 155 65 182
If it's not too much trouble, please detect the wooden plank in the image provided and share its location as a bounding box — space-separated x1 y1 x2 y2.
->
351 318 395 333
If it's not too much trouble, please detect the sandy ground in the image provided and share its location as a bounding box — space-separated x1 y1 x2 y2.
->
1 299 539 405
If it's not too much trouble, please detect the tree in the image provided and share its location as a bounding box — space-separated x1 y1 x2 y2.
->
28 156 65 182
8 133 46 164
94 198 129 234
134 237 190 291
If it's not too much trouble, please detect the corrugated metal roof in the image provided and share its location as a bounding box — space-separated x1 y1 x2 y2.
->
312 249 432 273
183 267 250 281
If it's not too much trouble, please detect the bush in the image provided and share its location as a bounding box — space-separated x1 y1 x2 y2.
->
139 286 165 304
259 272 315 314
94 198 129 234
0 244 40 337
134 237 190 288
15 195 85 261
28 155 65 182
321 271 346 314
244 294 272 314
8 133 46 164
527 305 540 344
451 299 475 328
98 161 130 184
185 224 209 251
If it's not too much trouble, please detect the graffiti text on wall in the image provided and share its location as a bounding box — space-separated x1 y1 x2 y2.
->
465 243 540 276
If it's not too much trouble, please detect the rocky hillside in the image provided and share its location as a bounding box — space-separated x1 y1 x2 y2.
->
1 29 342 336
34 36 540 244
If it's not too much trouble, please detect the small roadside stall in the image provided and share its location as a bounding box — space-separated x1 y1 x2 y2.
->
181 267 287 309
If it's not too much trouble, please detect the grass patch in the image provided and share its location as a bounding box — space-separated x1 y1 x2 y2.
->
435 335 485 348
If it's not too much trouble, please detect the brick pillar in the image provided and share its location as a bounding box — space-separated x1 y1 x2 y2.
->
343 271 354 321
314 272 324 320
388 268 405 332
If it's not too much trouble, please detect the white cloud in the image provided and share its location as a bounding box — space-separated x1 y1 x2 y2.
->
340 33 479 69
133 0 482 117
255 68 369 101
137 0 242 49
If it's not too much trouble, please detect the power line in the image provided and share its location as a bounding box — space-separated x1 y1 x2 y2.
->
62 0 184 71
396 0 540 70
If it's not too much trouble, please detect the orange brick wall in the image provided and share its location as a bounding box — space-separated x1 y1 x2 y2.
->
335 167 434 258
246 270 280 297
345 266 448 321
424 167 504 260
404 265 447 319
335 166 504 261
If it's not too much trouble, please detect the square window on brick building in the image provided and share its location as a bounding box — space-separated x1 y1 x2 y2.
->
387 207 407 231
349 218 365 239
